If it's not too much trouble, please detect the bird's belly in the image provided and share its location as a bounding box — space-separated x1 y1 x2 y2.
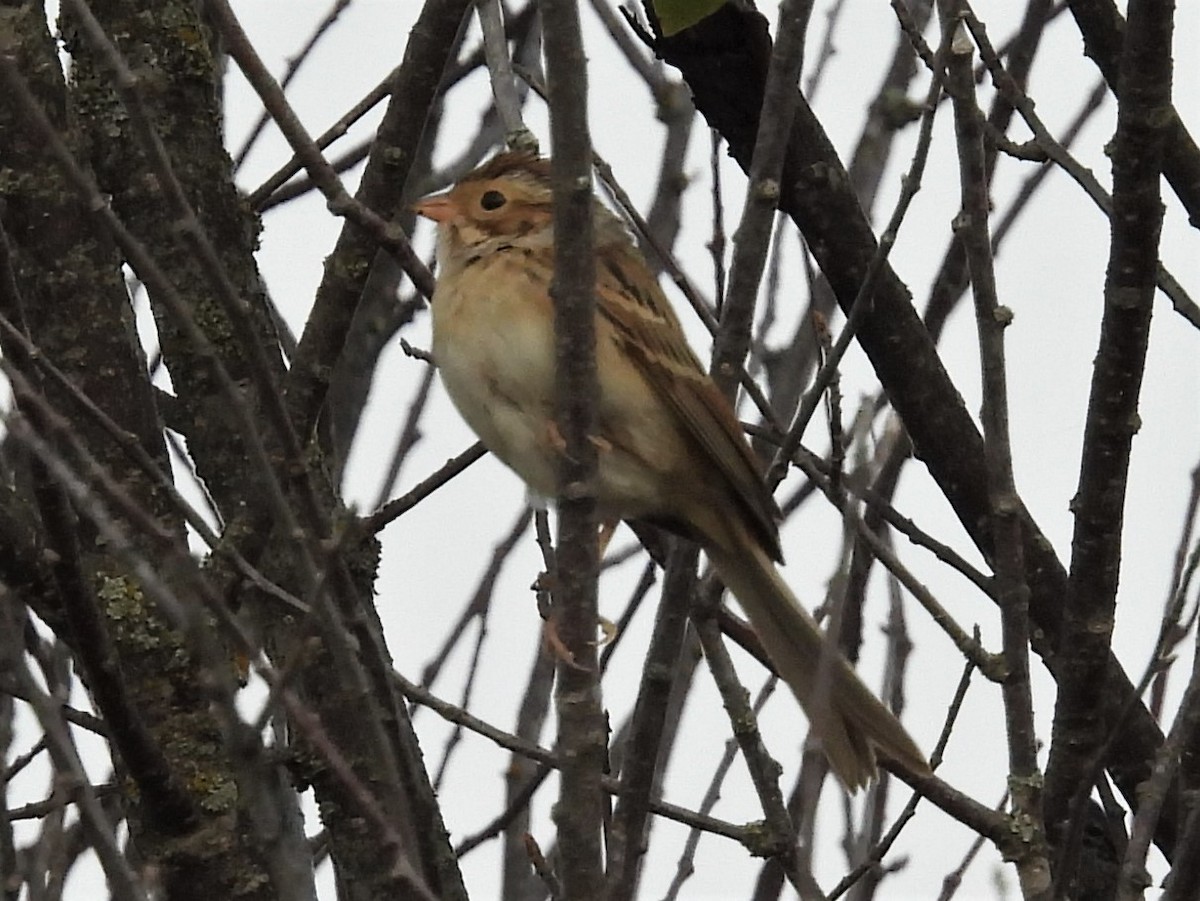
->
433 278 561 498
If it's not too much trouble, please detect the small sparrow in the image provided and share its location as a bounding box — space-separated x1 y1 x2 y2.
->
415 151 928 789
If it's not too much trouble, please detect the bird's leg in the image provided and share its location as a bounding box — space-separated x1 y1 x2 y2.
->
538 421 620 654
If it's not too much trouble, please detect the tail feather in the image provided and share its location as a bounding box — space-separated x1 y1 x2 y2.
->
705 528 929 790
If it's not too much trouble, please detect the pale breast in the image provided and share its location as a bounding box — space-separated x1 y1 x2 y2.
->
431 257 560 498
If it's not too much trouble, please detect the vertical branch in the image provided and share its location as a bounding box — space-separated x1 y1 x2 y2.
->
540 0 604 895
606 541 695 900
943 7 1049 898
710 0 812 398
476 0 538 150
923 0 1056 340
1044 0 1175 855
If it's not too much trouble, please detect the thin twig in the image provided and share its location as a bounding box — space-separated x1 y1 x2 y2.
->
361 443 488 533
398 673 753 845
232 0 352 169
663 672 779 900
829 640 980 900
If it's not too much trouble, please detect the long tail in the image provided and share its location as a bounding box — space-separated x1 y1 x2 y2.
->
705 526 930 790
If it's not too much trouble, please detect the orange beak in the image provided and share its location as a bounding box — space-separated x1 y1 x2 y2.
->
413 193 458 223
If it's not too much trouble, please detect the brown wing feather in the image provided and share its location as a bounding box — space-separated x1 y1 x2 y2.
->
595 244 783 560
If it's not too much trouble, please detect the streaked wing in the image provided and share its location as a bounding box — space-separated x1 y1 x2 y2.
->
595 243 782 558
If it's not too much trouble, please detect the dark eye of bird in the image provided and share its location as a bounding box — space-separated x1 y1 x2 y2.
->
479 190 507 211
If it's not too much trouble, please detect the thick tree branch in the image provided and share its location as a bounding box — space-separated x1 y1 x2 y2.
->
1044 0 1175 859
541 0 606 896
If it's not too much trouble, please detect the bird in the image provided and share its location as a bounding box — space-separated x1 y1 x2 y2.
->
414 150 929 789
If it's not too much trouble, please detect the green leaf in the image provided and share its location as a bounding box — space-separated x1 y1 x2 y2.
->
653 0 726 36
